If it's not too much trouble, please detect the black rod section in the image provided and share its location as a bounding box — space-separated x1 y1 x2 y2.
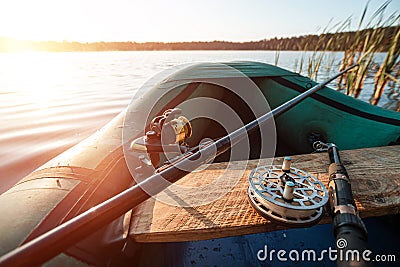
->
327 144 372 267
0 65 358 267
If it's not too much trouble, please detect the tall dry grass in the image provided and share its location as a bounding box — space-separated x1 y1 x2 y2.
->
292 0 399 109
371 27 400 105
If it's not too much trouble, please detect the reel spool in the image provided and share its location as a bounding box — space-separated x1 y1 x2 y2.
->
248 157 329 227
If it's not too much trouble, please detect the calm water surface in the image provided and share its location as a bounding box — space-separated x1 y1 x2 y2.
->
0 51 391 193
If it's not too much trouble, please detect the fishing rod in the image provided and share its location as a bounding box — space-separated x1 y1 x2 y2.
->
0 65 358 267
314 141 372 267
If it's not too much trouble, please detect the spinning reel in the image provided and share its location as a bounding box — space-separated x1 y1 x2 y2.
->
130 108 192 167
248 157 329 227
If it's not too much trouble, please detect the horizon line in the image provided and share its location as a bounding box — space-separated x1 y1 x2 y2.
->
1 25 392 44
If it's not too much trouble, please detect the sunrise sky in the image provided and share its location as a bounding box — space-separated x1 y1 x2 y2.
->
0 0 398 43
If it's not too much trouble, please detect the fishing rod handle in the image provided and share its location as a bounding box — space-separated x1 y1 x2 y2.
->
335 224 372 267
327 144 372 267
328 145 356 208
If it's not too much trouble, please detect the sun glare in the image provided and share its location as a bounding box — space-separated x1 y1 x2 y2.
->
0 0 96 44
1 52 73 109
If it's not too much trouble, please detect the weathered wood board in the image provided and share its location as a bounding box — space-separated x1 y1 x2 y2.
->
129 145 400 243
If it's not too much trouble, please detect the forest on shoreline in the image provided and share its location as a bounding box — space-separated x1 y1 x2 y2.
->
0 26 397 52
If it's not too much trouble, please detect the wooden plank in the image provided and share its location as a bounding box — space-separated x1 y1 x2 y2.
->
129 145 400 243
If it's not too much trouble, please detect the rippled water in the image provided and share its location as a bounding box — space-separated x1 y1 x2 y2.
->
0 50 391 193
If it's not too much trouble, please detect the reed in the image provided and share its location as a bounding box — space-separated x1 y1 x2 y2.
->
371 26 400 105
382 65 400 111
274 41 282 66
291 0 399 109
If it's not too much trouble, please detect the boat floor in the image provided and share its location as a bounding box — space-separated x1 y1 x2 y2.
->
128 145 400 243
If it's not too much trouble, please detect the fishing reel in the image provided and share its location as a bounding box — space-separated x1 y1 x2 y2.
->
130 108 192 167
248 157 329 227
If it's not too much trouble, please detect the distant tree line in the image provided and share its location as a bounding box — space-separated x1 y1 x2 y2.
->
0 26 397 52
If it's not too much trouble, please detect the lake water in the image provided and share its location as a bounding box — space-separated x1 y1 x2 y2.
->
0 50 392 193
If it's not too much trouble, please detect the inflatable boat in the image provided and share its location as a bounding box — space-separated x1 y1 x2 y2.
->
0 62 399 266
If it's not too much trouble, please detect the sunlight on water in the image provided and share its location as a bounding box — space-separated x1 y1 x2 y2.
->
0 52 138 192
2 55 81 129
0 51 391 193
